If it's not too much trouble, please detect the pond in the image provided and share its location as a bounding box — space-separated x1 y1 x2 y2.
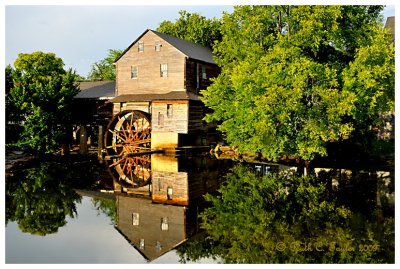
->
5 152 394 264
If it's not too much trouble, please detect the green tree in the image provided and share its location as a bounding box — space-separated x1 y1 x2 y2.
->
87 49 122 81
157 10 222 49
91 198 116 224
201 5 394 161
7 51 79 154
177 165 394 263
5 64 14 95
5 162 81 236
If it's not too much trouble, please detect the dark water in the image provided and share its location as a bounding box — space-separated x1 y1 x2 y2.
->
5 153 394 263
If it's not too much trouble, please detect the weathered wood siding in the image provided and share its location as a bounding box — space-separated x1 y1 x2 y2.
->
116 31 186 96
151 100 188 133
185 58 220 95
188 100 206 133
152 171 189 205
116 195 186 261
113 101 151 116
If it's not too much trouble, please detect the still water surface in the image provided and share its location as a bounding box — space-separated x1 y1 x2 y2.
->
5 153 394 263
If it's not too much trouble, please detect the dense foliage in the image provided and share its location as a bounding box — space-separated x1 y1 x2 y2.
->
7 52 79 154
5 162 81 236
87 49 122 81
201 5 394 161
177 165 394 263
157 10 222 49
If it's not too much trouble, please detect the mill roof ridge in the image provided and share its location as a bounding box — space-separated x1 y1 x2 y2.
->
114 29 216 64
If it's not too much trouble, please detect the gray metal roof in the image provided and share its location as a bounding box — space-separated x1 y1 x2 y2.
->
109 91 201 103
75 81 115 99
115 29 216 64
151 30 216 64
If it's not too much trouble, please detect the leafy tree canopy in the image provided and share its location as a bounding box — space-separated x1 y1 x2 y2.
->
7 51 79 154
5 162 81 236
201 5 394 161
87 49 122 81
177 165 394 263
157 10 222 49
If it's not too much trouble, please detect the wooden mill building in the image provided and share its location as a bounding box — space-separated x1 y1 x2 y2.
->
110 29 220 150
113 154 232 261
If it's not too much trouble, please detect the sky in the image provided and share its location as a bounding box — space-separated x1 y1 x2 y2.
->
5 3 234 77
3 1 396 77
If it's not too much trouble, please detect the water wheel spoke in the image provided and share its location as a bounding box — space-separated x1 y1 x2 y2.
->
136 130 148 141
131 138 151 145
117 129 131 142
106 143 125 149
130 156 150 163
119 123 130 140
109 157 126 168
121 158 129 173
105 110 152 188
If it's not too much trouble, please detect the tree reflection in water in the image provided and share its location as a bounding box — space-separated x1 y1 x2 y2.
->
177 165 394 263
5 162 82 236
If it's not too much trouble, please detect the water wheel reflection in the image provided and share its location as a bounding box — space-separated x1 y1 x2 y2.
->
104 110 152 188
109 155 151 188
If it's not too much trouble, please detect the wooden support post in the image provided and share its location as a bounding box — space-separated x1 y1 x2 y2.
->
79 125 88 155
98 125 104 161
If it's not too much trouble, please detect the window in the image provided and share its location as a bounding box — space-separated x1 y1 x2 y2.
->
161 217 169 231
138 42 144 52
155 41 161 51
155 241 162 252
202 65 207 79
132 213 139 226
167 104 173 118
131 66 138 79
139 239 145 250
160 64 168 77
167 187 173 200
158 112 164 127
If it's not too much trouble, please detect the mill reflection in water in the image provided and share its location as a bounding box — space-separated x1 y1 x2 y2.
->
5 152 394 263
113 154 231 262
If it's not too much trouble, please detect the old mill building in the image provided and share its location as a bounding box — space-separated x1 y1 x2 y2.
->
108 29 220 151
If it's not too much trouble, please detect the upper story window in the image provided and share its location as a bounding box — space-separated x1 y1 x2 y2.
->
138 42 144 52
132 213 139 226
167 104 173 118
131 66 138 79
202 65 207 79
155 41 161 51
160 64 168 77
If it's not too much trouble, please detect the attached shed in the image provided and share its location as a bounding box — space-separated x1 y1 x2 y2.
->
72 81 115 154
73 80 115 124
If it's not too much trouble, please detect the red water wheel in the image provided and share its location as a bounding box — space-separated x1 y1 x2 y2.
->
104 110 152 188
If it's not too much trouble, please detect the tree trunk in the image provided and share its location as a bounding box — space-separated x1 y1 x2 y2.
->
79 125 88 155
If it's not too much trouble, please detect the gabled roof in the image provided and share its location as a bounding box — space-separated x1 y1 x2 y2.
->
114 29 216 64
75 81 115 99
